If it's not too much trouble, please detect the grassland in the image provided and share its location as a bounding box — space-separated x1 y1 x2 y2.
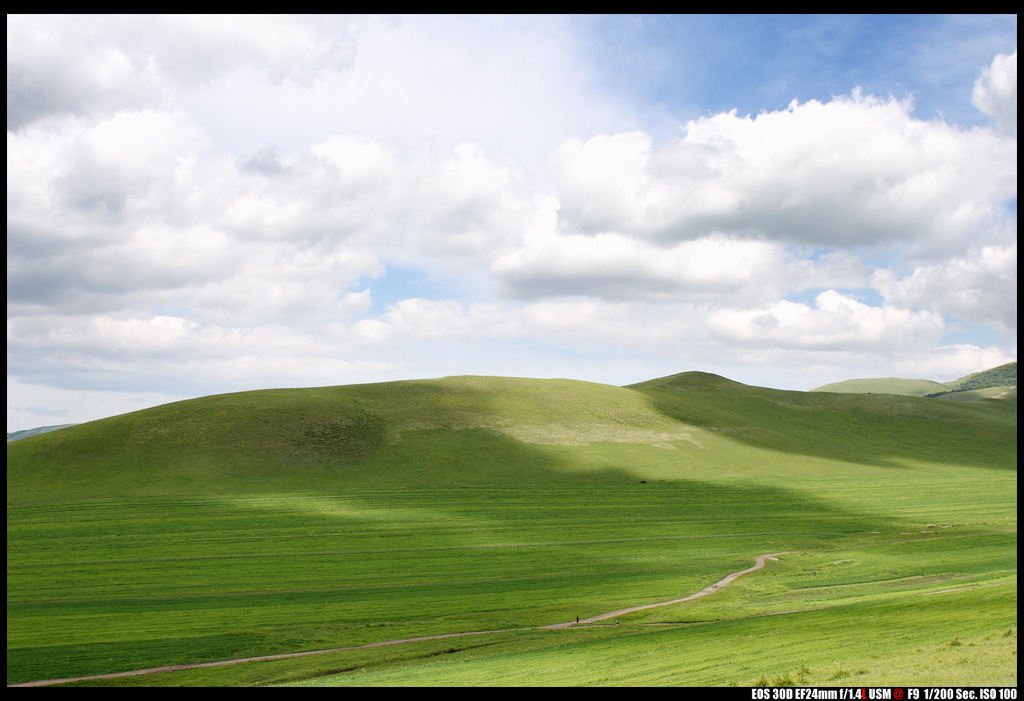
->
6 373 1016 686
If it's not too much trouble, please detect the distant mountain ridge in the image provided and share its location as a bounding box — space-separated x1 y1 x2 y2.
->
7 424 77 443
811 362 1017 400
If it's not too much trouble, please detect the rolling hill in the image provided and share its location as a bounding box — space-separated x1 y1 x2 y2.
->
6 423 76 443
6 371 1017 687
809 377 953 397
7 372 1016 502
811 361 1017 400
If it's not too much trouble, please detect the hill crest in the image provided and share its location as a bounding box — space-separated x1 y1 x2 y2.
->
8 369 1016 505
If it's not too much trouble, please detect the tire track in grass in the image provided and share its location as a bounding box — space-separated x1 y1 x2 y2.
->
8 551 794 687
542 552 794 629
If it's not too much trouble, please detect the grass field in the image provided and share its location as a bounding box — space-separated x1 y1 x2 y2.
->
6 373 1017 686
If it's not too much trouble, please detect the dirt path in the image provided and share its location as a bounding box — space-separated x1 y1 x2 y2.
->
543 551 794 629
9 551 793 687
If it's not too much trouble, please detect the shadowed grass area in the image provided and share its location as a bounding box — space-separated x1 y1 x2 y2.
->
629 372 1017 469
8 480 899 684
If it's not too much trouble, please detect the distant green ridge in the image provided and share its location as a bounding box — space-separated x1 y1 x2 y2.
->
6 424 76 443
810 377 952 397
811 362 1017 401
941 362 1017 394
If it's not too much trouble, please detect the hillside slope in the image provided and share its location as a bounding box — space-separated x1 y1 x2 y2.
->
629 371 1015 467
811 362 1017 400
810 377 952 397
7 372 1017 504
933 361 1018 399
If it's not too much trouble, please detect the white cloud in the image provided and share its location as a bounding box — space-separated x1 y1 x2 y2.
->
415 143 533 259
7 109 210 236
351 319 392 345
7 375 194 429
8 116 397 321
548 92 1015 255
872 244 1017 333
706 291 947 351
493 228 869 302
6 312 397 395
6 14 358 129
972 50 1018 135
378 299 478 340
518 299 687 351
5 19 1017 431
327 297 676 355
888 344 1017 384
188 243 383 325
170 14 637 161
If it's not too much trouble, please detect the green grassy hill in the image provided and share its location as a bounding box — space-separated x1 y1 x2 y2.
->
810 377 952 397
7 373 1017 687
629 371 1015 467
811 362 1017 401
8 376 706 502
8 373 1016 503
934 362 1018 400
945 362 1018 392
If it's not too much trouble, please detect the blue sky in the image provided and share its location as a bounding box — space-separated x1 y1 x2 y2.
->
578 15 1013 128
7 14 1018 431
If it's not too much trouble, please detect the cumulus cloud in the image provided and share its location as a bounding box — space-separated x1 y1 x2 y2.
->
188 244 383 325
7 109 211 239
549 92 1015 254
6 312 396 394
330 297 680 354
706 290 947 351
5 17 1018 431
972 50 1017 135
415 143 534 259
6 14 358 129
872 244 1017 333
493 228 869 302
8 116 398 321
7 96 544 325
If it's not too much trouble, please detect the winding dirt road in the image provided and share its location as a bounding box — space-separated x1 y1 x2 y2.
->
543 551 794 629
9 551 794 687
